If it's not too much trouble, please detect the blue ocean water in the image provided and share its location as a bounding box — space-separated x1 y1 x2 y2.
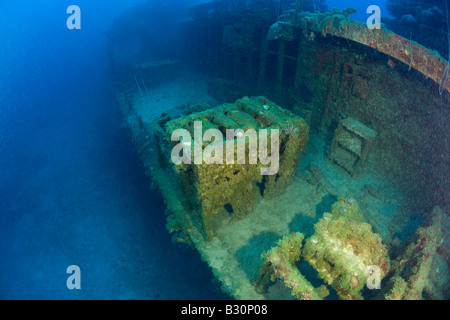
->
0 0 227 299
326 0 390 22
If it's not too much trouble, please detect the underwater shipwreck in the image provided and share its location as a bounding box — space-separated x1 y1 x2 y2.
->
108 0 450 300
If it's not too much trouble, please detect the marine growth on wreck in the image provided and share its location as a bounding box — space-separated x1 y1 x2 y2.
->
109 0 450 300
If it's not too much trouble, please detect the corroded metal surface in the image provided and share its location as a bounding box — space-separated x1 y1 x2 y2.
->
270 10 450 93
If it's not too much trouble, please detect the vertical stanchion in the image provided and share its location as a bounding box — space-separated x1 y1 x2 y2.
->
275 40 285 96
